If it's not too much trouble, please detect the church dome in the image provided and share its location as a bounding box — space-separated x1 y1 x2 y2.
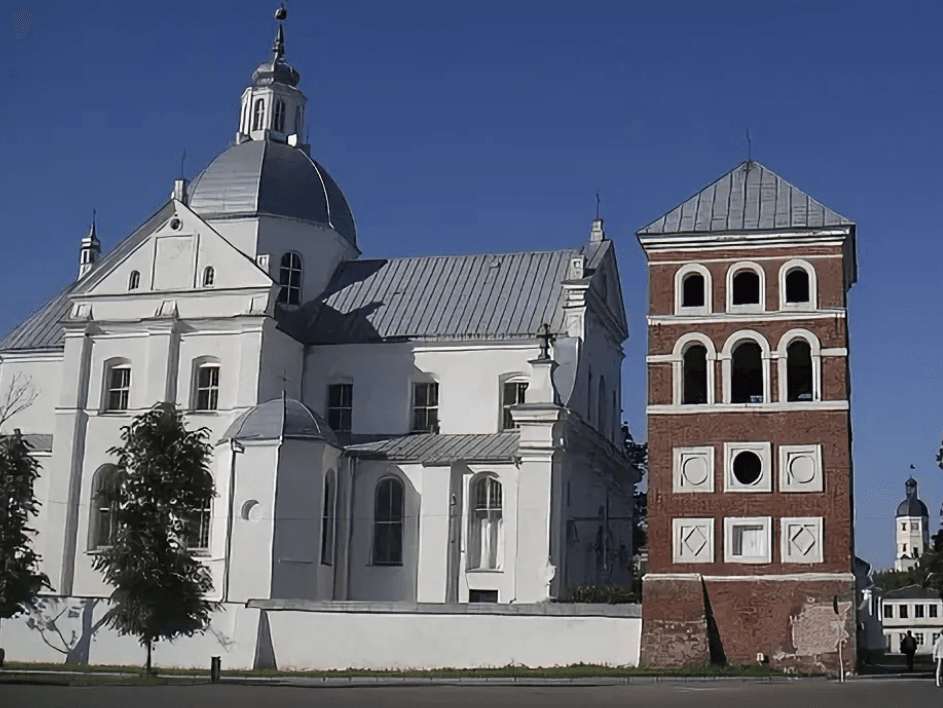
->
187 140 357 247
896 477 929 518
220 396 337 446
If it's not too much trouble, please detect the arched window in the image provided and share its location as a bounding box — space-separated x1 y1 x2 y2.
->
682 345 708 404
294 106 302 135
277 252 302 305
252 98 265 131
321 471 336 566
468 475 503 570
785 269 810 304
786 340 813 401
202 266 215 287
105 364 131 411
501 377 528 430
732 270 760 305
682 273 705 307
373 477 404 565
240 102 248 133
272 99 285 132
128 270 140 290
90 465 118 549
731 341 763 403
598 376 607 433
193 363 220 411
183 504 212 551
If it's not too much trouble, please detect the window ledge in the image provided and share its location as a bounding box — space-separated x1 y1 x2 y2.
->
188 410 219 416
466 568 503 574
370 562 404 568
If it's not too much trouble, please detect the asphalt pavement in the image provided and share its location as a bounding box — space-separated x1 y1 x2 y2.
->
1 676 941 708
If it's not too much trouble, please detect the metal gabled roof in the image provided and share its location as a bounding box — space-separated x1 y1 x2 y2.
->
276 247 584 344
0 202 177 353
637 160 854 236
346 432 519 466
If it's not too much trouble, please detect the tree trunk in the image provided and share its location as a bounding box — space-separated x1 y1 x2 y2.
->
146 640 152 674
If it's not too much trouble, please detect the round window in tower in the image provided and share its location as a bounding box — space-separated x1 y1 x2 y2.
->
733 451 762 486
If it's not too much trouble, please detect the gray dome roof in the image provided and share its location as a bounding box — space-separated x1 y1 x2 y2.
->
221 397 337 446
897 497 929 518
897 477 929 518
188 140 357 247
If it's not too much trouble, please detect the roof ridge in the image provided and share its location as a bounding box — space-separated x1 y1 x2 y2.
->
351 247 582 264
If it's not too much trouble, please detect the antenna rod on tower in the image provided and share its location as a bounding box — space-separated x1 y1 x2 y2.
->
595 192 601 220
180 149 186 179
746 129 752 162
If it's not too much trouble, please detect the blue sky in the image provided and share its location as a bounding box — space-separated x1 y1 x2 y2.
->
1 1 941 570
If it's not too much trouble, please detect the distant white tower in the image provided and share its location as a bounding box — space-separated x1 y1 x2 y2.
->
895 477 929 571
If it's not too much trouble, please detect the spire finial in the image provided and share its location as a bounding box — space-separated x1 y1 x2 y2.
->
272 4 287 59
89 209 97 240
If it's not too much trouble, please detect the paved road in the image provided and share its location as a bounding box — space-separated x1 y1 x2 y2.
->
1 678 940 707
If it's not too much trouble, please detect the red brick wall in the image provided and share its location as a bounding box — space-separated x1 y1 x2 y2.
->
639 236 856 673
646 411 853 575
640 577 710 668
704 577 855 673
647 245 846 316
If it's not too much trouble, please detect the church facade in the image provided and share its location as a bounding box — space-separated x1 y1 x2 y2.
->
0 17 638 627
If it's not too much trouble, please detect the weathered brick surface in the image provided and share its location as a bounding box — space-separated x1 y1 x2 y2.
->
640 577 709 668
704 578 856 673
647 410 853 575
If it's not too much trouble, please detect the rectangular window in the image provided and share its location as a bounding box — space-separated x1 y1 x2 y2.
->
501 381 528 430
183 507 211 551
916 633 924 646
900 605 909 619
916 604 925 618
412 382 439 433
327 384 353 433
732 524 766 558
930 605 938 618
884 604 893 619
107 366 131 411
468 590 498 603
724 517 772 563
195 365 220 411
934 632 941 644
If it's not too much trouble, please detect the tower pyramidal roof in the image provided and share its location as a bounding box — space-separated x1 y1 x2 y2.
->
637 160 854 236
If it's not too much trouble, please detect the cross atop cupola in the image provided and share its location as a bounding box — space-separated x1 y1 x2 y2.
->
78 210 101 279
236 5 308 148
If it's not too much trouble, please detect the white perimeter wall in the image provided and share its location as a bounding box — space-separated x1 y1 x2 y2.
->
0 599 641 670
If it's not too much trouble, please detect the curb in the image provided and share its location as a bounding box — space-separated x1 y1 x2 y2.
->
0 669 829 687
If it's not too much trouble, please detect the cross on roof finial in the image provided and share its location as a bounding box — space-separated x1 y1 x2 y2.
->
537 323 555 360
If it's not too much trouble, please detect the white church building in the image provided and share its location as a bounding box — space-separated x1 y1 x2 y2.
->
0 15 641 669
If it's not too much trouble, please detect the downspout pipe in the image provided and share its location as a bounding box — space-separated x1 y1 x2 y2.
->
222 437 244 602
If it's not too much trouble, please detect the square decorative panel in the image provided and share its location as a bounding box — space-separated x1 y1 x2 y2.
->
781 517 824 563
723 442 772 493
672 518 714 563
673 446 715 493
779 445 823 492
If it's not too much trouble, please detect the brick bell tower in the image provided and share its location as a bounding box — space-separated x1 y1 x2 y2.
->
636 161 857 673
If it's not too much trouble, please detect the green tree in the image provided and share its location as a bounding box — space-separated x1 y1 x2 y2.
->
0 431 52 629
92 403 217 673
